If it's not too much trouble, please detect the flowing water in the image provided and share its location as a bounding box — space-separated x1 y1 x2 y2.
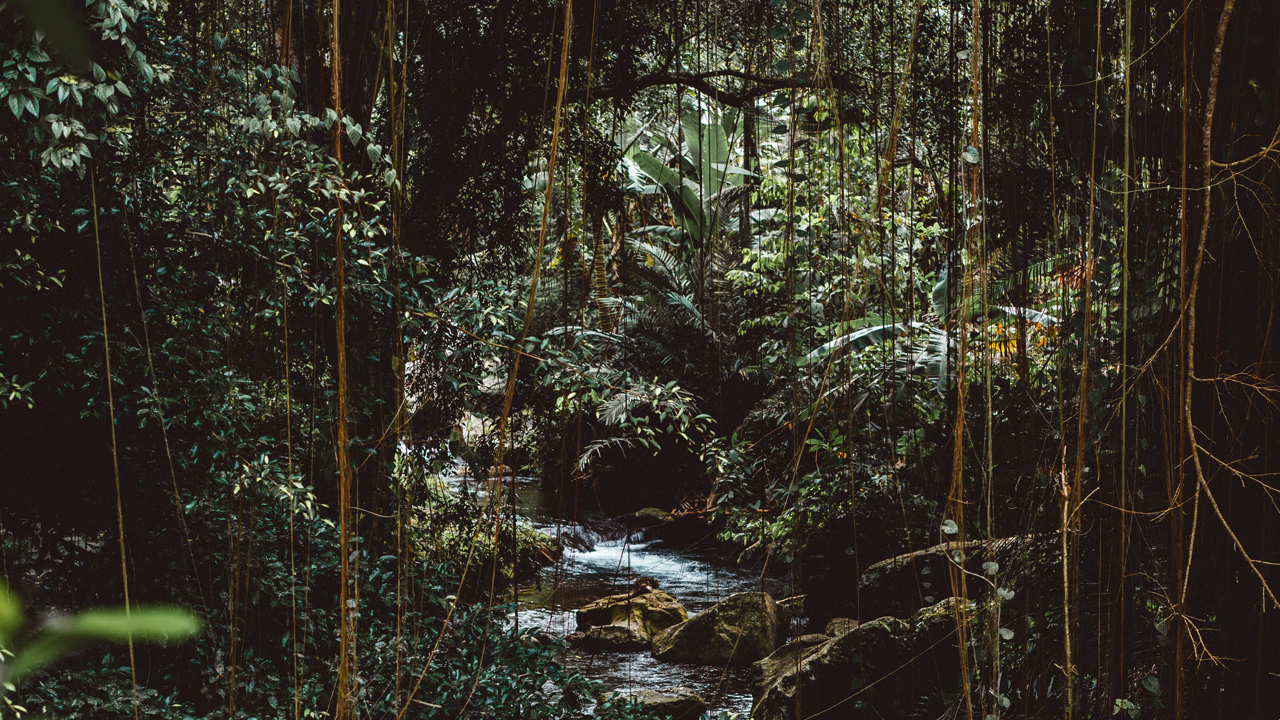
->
451 474 790 718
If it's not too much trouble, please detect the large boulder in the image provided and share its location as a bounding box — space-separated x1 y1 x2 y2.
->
750 600 977 720
652 591 780 666
575 590 687 650
599 687 706 720
857 534 1055 620
750 616 912 720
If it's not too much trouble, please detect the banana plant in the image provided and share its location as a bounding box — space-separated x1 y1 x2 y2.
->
795 256 1061 398
626 109 756 248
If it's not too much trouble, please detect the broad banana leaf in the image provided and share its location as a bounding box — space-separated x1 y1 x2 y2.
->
629 150 707 243
794 322 912 367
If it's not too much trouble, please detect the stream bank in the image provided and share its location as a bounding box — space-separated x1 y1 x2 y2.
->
450 473 791 717
445 473 1057 719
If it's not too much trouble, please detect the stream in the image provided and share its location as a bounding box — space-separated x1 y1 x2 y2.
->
451 474 791 718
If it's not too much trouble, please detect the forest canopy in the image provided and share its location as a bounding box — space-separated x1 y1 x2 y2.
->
1 0 1278 718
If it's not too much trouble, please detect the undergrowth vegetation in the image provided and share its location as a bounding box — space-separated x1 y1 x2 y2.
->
2 0 1278 718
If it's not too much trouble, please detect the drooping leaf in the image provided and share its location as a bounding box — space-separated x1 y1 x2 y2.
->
992 305 1058 326
794 322 912 367
629 150 706 243
931 264 952 320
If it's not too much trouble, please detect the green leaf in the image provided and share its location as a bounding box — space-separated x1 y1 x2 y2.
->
1113 699 1139 719
0 580 23 645
793 322 911 367
7 92 22 119
962 145 980 164
1142 676 1160 694
346 122 362 147
4 606 201 685
931 265 952 319
992 305 1058 326
940 519 959 535
366 143 382 164
682 115 729 195
629 149 707 243
998 627 1014 641
91 63 105 83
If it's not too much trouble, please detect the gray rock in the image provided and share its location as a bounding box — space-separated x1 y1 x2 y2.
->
600 686 705 720
750 599 979 720
750 616 913 720
652 591 780 666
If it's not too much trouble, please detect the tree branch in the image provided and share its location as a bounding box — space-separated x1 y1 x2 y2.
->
530 68 863 109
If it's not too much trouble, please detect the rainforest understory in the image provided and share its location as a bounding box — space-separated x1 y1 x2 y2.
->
1 0 1278 718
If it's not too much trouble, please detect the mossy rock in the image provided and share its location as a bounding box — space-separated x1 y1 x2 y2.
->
629 507 674 525
575 590 687 649
652 591 780 666
750 617 913 720
749 599 979 720
582 621 649 651
823 617 859 636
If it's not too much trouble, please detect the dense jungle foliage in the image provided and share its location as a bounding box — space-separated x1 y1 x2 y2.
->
1 0 1278 718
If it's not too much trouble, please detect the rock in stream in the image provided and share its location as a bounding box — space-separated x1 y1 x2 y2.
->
574 589 688 650
651 591 781 666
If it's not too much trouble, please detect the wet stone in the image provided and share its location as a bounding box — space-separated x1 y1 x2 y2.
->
600 686 706 720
